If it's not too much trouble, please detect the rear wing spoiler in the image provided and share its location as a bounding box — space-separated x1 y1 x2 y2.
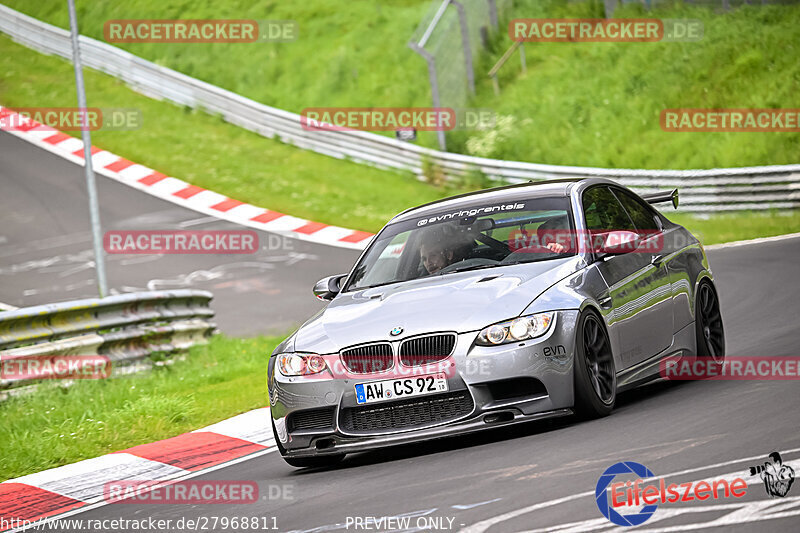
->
641 189 679 209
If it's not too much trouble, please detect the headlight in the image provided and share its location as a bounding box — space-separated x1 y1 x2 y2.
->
476 312 555 346
277 353 328 376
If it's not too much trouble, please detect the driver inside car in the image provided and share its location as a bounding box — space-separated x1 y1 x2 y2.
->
418 224 472 275
419 235 455 275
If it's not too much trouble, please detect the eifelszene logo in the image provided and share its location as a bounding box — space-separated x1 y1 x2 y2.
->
749 451 795 498
595 461 749 527
595 462 658 527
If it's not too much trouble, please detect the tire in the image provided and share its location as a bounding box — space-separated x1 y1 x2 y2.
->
695 280 725 365
271 416 345 469
573 309 616 418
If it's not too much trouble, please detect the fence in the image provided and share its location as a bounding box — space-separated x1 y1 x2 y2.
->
409 0 513 149
410 0 800 137
0 3 798 212
0 290 216 396
607 0 800 17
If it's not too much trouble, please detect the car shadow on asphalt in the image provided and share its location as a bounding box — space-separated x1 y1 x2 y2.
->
289 378 697 474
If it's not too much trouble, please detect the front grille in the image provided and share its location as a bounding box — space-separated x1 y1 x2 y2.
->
340 391 474 433
400 333 456 366
340 343 394 373
287 407 336 432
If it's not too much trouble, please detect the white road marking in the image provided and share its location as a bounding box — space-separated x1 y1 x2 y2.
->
194 407 275 446
0 233 91 259
182 189 228 210
177 216 221 228
453 498 503 510
53 137 83 153
705 231 800 250
518 496 800 532
460 449 800 533
116 164 155 182
8 449 278 533
5 453 188 502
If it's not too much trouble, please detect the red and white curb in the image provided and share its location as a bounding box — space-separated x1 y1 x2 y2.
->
0 106 374 250
0 407 275 531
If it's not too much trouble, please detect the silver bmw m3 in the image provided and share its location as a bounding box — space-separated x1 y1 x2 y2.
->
267 178 725 468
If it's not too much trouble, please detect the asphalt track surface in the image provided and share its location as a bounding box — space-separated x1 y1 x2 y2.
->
0 131 357 336
2 129 800 531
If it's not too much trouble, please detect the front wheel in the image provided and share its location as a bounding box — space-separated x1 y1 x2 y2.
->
573 309 616 418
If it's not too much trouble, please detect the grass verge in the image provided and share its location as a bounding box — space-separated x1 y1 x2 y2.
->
453 1 800 168
3 0 798 168
669 210 800 246
0 335 279 482
1 31 798 243
0 35 451 232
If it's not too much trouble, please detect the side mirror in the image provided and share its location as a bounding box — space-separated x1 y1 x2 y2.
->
596 230 641 256
313 274 347 301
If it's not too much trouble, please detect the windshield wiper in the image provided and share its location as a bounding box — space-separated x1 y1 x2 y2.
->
439 264 500 275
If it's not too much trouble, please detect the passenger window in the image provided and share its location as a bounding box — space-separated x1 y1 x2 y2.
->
615 189 660 232
582 187 635 232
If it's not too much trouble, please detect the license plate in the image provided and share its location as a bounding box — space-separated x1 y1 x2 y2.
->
354 374 448 405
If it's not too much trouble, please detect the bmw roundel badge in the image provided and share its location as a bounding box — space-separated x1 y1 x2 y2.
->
390 326 404 336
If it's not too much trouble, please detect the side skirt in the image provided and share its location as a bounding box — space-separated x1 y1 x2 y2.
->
616 321 697 392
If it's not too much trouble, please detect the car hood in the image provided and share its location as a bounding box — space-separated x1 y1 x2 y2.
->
294 257 581 353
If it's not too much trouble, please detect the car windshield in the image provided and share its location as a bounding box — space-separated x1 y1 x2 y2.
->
344 196 575 292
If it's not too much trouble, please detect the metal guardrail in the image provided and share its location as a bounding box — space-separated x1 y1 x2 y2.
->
0 290 216 394
1 4 798 212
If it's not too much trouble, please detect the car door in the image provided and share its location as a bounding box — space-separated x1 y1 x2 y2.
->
612 186 685 333
582 186 673 368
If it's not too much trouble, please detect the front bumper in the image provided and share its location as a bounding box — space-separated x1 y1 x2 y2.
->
268 310 579 458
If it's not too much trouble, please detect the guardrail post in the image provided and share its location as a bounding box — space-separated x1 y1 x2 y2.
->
451 0 475 95
487 0 498 30
604 0 617 18
409 42 447 151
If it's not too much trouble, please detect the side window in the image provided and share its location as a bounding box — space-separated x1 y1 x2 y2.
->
582 186 635 232
614 189 660 232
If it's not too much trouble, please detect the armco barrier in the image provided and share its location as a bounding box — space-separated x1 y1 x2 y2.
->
0 290 216 394
1 4 798 211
